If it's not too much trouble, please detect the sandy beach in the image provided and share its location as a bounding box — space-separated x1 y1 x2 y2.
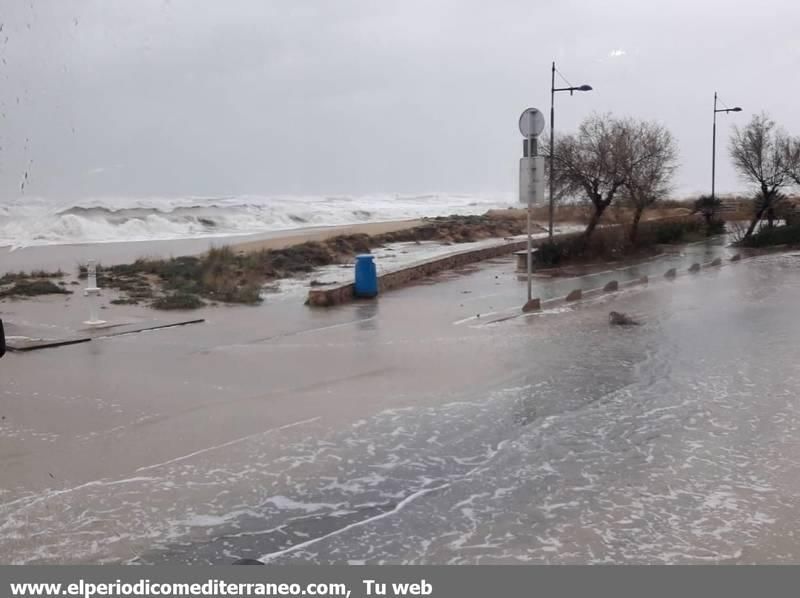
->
0 219 425 275
229 219 423 253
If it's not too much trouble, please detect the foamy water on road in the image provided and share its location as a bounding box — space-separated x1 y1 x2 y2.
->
2 252 800 564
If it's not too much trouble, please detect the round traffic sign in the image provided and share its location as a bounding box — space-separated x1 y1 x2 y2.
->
519 107 545 137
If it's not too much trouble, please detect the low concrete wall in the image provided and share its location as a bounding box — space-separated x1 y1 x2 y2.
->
307 214 704 308
307 239 529 307
307 282 356 307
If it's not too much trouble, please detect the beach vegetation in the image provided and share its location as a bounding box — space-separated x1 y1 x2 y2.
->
151 291 206 310
740 223 800 248
0 279 72 298
0 269 64 285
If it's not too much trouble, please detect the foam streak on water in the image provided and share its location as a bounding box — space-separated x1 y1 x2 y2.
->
2 254 800 565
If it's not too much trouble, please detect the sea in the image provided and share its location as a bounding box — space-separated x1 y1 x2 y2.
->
0 193 515 249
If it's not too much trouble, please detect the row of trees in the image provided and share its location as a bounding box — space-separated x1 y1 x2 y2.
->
548 112 800 244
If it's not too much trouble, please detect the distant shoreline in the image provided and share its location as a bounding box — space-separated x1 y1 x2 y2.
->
0 219 427 275
228 219 423 253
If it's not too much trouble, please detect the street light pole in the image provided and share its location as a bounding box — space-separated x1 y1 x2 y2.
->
549 62 592 240
711 92 742 202
549 62 556 241
712 92 717 202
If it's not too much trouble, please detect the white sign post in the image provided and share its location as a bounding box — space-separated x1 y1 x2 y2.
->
518 108 545 303
83 259 106 327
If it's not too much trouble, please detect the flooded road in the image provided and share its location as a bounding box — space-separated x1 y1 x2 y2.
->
2 249 800 564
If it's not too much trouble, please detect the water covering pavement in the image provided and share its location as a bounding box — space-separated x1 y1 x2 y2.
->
2 246 799 564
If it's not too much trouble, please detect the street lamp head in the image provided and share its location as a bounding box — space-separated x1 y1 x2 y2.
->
576 84 593 92
731 107 742 112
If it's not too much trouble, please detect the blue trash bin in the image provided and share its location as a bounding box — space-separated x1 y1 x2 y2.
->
354 254 378 298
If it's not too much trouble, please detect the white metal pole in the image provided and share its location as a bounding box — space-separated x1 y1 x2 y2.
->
526 136 533 302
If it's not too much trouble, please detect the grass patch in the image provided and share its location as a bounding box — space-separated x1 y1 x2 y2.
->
0 269 64 285
0 279 72 298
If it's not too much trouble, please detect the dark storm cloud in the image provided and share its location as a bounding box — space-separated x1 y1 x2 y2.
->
1 0 798 199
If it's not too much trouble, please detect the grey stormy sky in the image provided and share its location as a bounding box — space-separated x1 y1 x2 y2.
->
1 0 799 201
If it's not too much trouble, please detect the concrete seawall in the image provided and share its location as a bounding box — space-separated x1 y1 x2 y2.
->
307 239 531 307
307 214 704 307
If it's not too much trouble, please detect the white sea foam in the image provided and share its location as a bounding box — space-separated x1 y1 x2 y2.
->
0 193 513 248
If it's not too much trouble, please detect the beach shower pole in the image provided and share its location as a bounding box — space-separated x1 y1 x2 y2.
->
83 259 106 327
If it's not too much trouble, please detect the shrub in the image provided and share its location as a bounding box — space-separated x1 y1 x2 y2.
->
535 241 565 267
0 280 72 298
694 194 721 225
643 219 704 244
741 224 800 248
151 292 205 310
0 269 64 285
654 222 689 244
706 220 726 236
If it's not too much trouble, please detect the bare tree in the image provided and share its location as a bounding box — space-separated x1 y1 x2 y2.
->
729 114 798 239
621 122 678 243
550 114 677 244
785 135 800 187
542 135 574 208
550 114 632 241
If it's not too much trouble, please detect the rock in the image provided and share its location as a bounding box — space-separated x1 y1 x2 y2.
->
603 280 619 292
731 254 741 262
664 268 677 278
689 263 701 272
522 298 541 312
565 289 582 302
232 558 264 565
609 311 641 326
710 257 722 267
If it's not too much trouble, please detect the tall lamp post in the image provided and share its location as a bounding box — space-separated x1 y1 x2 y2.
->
549 61 592 240
711 92 742 202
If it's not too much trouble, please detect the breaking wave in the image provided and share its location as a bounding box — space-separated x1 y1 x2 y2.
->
0 193 512 249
